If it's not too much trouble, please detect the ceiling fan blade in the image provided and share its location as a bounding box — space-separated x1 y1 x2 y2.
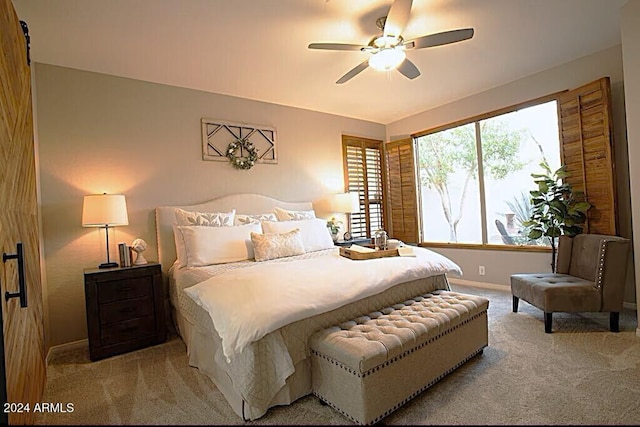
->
397 58 420 80
308 43 364 51
407 28 474 50
384 0 413 37
336 60 369 84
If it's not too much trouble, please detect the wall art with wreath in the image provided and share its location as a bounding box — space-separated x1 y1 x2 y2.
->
201 118 277 170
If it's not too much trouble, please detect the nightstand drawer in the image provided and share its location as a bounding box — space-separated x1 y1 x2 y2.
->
84 262 165 360
98 276 153 303
99 296 153 325
100 316 156 346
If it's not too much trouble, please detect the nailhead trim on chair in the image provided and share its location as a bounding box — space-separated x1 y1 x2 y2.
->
312 345 486 425
596 240 608 290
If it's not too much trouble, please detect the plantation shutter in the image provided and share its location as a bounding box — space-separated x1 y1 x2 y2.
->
342 135 386 238
558 77 617 235
385 138 419 243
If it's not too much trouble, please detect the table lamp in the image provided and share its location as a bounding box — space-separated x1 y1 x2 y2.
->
326 192 361 240
82 193 129 268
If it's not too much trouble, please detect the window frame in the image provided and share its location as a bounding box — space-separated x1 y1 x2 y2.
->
413 91 564 251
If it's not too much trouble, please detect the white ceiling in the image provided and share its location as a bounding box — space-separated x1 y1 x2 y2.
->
11 0 627 124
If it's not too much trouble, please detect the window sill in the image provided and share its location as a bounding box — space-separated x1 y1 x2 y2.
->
418 242 551 253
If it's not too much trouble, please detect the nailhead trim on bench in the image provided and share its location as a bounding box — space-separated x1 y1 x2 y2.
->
312 345 486 425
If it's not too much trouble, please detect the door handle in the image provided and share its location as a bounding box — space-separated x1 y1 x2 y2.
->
3 242 28 308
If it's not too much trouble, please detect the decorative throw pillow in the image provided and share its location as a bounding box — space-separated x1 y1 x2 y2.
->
234 212 278 225
173 208 236 268
175 208 235 226
273 207 316 221
251 229 306 262
262 218 334 252
176 223 261 267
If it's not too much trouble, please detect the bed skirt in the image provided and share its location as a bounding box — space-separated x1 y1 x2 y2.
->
173 274 452 420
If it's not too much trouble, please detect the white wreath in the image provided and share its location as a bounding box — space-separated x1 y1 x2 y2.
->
226 138 259 170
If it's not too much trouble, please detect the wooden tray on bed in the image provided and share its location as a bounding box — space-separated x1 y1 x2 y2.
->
339 246 400 260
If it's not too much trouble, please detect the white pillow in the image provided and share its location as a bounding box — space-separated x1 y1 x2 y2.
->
262 218 334 252
251 229 306 262
234 212 278 225
175 208 235 226
173 208 236 268
273 207 316 221
175 223 261 267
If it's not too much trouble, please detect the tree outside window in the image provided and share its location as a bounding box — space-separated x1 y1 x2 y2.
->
416 100 561 245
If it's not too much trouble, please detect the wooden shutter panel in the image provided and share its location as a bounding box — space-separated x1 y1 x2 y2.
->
344 143 368 237
342 135 385 238
364 146 385 232
558 77 617 235
385 138 419 243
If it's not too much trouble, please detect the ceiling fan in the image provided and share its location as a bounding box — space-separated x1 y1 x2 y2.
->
308 0 474 84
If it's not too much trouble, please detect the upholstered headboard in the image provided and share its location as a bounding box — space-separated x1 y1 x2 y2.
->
155 193 313 276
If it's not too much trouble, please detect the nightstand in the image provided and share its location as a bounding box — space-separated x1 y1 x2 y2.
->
84 262 166 361
335 237 373 247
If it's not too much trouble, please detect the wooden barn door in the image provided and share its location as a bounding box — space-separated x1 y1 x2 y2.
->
0 0 47 424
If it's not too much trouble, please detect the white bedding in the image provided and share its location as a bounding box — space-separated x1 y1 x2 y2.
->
184 246 462 361
157 195 464 420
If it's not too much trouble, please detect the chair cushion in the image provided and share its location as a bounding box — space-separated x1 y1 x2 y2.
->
568 234 604 281
511 273 601 313
555 236 573 274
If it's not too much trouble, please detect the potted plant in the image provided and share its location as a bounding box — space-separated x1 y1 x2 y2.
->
326 217 342 242
523 161 592 272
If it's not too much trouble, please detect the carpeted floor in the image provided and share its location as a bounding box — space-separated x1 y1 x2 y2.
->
36 284 640 425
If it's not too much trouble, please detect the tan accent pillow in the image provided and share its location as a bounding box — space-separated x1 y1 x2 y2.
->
251 229 306 262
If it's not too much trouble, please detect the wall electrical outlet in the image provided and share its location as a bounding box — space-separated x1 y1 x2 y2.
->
479 266 486 276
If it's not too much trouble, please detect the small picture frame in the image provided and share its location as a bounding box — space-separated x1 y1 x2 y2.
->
343 231 353 241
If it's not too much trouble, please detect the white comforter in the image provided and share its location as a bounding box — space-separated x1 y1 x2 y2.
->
184 246 462 361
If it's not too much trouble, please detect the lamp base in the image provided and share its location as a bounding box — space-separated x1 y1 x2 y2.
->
98 262 118 269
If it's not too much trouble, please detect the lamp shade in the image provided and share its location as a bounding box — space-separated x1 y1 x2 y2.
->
326 192 361 214
82 194 129 227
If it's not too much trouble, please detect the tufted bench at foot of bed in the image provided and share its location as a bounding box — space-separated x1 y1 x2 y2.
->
309 290 489 425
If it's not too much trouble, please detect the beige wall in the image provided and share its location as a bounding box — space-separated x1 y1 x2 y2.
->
34 63 385 347
621 0 640 335
386 46 636 302
36 41 638 348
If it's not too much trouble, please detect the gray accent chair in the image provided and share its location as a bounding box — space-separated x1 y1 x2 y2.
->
511 234 630 333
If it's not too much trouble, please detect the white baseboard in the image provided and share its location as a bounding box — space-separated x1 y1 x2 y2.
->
46 339 88 366
448 278 509 291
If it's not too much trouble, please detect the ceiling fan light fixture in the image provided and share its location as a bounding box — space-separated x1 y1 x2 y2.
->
369 48 406 71
373 35 399 48
309 0 473 83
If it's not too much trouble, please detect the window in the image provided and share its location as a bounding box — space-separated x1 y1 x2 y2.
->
415 100 561 246
342 135 385 238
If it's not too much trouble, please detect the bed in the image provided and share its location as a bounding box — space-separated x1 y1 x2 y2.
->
155 193 463 421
